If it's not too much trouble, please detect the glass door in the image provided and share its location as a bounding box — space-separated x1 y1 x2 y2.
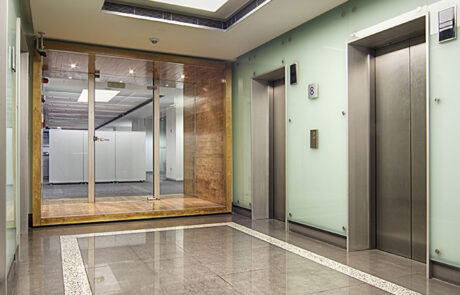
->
159 79 196 197
41 50 89 215
93 55 155 203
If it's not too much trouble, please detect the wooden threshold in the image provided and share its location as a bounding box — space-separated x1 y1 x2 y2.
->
39 206 230 226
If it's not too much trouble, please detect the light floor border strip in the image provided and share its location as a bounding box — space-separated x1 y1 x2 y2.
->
60 222 420 295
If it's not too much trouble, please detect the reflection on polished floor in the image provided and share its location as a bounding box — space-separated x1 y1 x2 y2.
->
41 196 223 218
12 214 460 295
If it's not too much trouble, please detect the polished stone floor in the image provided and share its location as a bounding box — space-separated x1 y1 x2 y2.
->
76 227 385 295
42 172 184 200
11 214 460 295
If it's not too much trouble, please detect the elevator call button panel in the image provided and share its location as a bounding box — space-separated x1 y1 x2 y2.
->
310 129 318 149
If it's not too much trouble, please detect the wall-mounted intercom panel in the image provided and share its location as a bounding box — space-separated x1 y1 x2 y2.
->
439 6 456 42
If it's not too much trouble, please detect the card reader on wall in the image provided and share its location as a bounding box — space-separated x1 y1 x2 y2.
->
290 63 297 85
439 7 456 42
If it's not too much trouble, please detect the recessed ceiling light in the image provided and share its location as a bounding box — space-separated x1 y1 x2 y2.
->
119 80 123 83
129 69 134 75
181 74 185 79
78 89 120 103
68 76 73 80
70 63 76 69
150 0 229 12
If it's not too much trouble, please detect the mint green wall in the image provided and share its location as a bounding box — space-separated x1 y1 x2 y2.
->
429 23 460 268
233 0 460 267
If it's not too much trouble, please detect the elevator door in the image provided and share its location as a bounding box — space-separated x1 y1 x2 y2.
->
270 79 286 221
375 39 426 262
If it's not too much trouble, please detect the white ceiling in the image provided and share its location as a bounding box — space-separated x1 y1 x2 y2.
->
30 0 347 60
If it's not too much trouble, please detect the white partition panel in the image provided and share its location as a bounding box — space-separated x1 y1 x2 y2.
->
115 131 146 182
6 128 12 185
83 131 88 182
95 131 116 182
49 129 85 183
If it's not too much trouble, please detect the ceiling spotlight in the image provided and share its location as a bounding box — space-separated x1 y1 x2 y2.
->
150 38 160 45
119 80 123 83
70 63 76 69
68 76 72 80
181 74 185 79
129 69 134 75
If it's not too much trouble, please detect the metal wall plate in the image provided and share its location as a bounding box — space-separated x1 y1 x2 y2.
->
308 83 318 99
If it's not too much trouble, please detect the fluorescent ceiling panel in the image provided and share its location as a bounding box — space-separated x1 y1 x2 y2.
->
150 0 229 12
78 89 120 102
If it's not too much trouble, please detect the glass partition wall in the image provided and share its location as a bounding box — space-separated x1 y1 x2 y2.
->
41 50 89 214
38 48 231 222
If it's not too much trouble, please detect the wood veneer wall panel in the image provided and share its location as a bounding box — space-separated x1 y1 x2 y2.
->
194 70 227 205
224 64 233 211
32 52 42 226
183 83 196 196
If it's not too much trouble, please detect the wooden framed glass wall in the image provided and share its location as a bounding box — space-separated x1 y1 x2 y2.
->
32 41 232 226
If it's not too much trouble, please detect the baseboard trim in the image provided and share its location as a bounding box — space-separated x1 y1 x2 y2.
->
232 205 251 218
288 221 347 249
431 260 460 286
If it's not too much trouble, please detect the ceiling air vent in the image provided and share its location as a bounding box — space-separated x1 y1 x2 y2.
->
101 0 270 31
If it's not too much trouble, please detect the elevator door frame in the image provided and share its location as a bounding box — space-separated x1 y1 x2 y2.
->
347 14 430 276
250 66 287 222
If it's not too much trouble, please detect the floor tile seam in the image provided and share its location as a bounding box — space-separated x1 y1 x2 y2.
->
66 222 232 239
214 273 245 295
226 222 421 295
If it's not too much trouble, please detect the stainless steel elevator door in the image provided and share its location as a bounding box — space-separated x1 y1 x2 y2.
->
409 40 427 263
375 39 426 262
272 79 286 221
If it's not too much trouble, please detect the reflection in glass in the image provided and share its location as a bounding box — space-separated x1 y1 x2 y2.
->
41 50 89 204
94 55 154 201
6 49 17 269
160 81 187 195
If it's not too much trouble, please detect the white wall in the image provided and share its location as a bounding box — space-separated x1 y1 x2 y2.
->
165 95 184 181
131 118 153 173
115 131 146 181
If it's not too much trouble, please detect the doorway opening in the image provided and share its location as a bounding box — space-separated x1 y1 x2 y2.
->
251 67 286 221
348 16 427 263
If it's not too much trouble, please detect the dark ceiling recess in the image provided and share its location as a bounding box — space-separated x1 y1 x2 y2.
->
102 0 269 31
